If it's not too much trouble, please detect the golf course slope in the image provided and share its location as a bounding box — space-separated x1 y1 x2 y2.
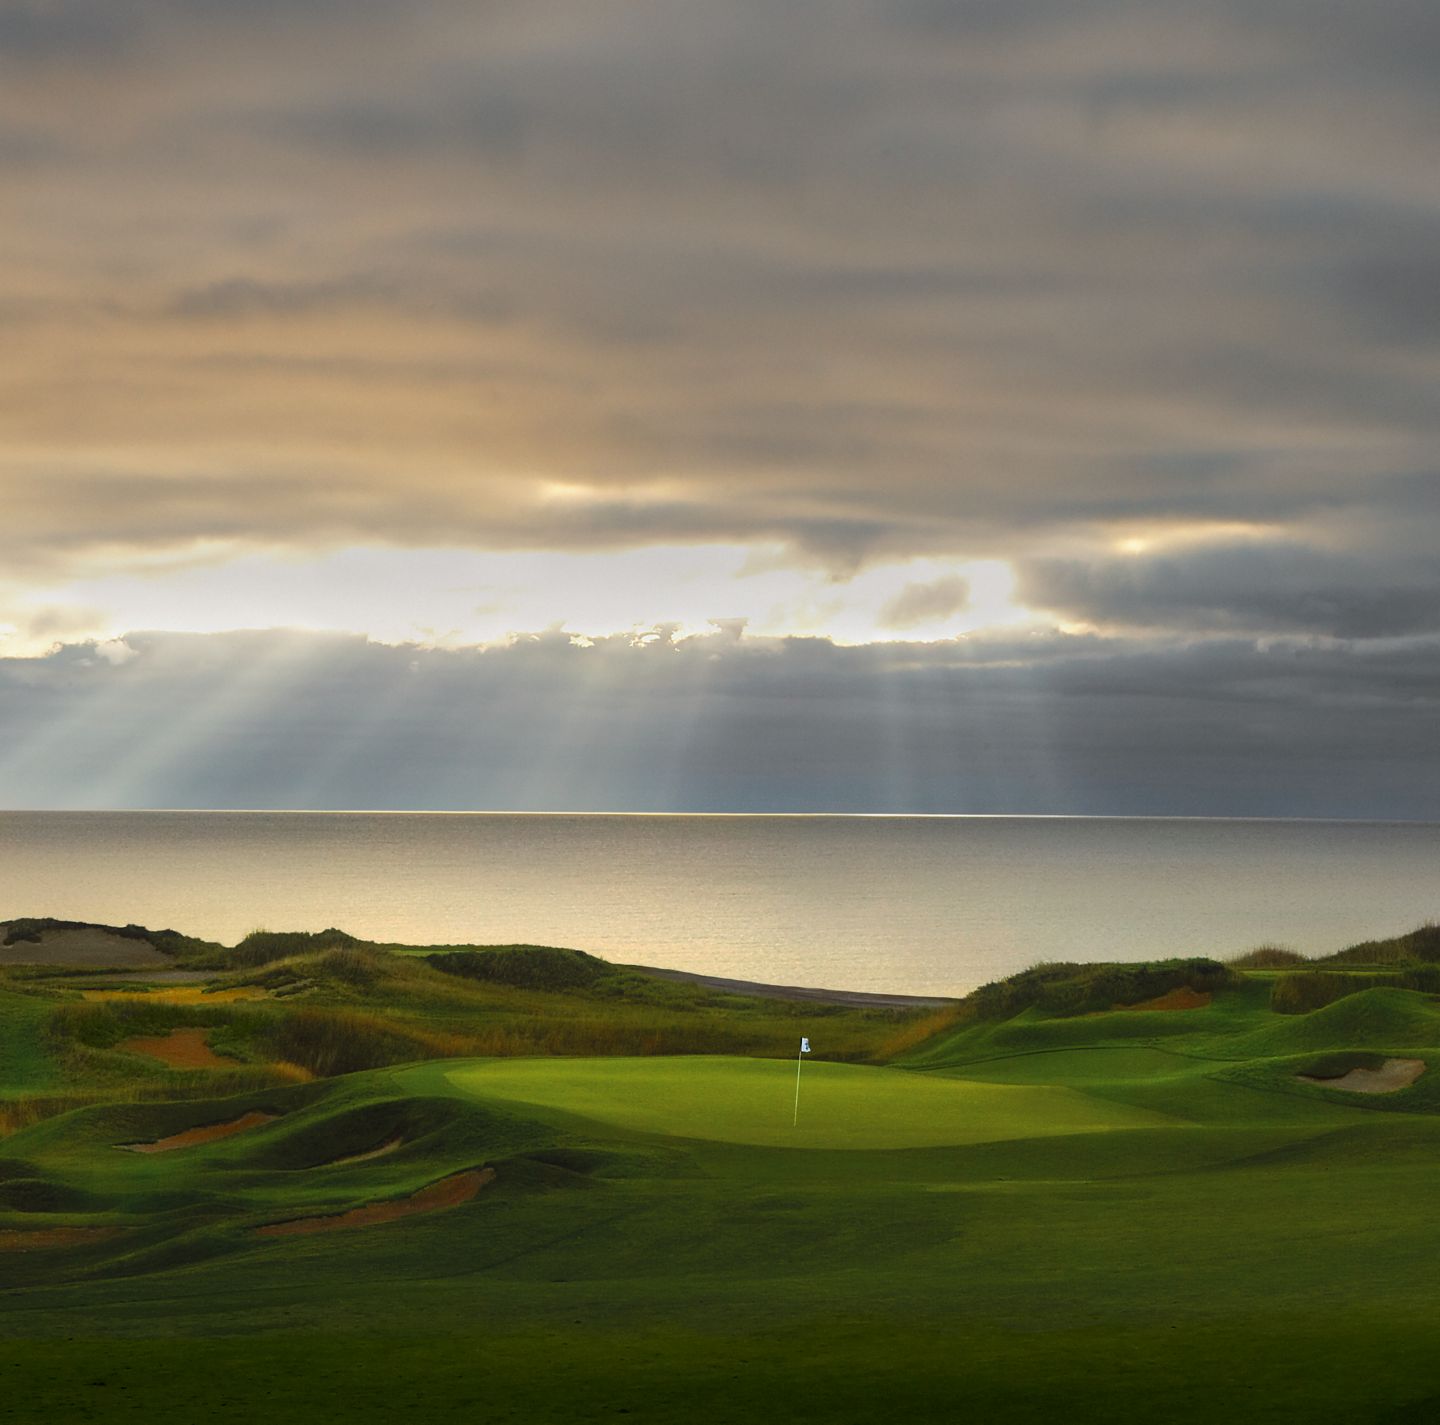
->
7 923 1440 1422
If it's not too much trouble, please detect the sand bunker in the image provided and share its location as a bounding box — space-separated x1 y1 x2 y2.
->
323 1137 405 1168
255 1168 493 1237
0 1226 121 1252
1119 987 1213 1012
122 1110 278 1153
0 926 170 969
118 1028 235 1069
1298 1057 1426 1094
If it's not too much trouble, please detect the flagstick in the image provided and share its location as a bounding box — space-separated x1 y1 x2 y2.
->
793 1044 804 1127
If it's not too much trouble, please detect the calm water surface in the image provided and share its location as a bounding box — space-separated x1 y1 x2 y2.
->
2 813 1438 996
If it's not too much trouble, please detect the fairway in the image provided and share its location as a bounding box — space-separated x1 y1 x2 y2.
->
442 1055 1177 1148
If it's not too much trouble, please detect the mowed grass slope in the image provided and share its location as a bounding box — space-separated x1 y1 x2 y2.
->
10 925 1440 1421
7 1059 1440 1423
0 984 58 1095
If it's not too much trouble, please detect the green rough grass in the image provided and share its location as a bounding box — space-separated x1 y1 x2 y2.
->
13 927 1440 1421
1224 987 1440 1058
0 984 60 1094
6 1319 1440 1425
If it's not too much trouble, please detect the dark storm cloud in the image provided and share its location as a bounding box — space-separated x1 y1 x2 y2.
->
1338 251 1440 347
1020 541 1440 639
0 3 132 60
0 0 1437 641
0 0 402 60
3 628 1439 817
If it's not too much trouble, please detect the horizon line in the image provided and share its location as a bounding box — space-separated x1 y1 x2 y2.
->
3 808 1440 828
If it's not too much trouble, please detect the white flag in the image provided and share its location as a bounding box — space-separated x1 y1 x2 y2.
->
800 1037 810 1054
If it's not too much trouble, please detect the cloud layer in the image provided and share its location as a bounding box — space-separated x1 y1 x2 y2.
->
1 1 1436 596
2 3 1438 811
4 627 1438 817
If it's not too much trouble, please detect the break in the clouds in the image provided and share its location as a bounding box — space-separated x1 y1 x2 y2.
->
0 1 1437 811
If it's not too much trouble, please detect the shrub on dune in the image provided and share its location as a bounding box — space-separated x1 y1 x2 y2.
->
1228 945 1307 969
426 945 609 992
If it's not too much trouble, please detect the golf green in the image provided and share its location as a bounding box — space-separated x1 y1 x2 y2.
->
442 1055 1177 1148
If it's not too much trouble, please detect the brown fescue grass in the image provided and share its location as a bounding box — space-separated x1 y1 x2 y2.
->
0 1093 112 1136
1228 944 1308 969
255 1008 472 1077
871 1002 973 1060
1323 922 1440 966
28 947 927 1113
1270 971 1383 1014
251 1003 906 1072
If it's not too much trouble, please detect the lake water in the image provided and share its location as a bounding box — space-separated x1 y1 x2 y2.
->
2 813 1438 996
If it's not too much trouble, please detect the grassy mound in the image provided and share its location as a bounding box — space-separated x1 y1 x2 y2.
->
1270 966 1440 1013
1322 923 1440 966
0 1176 101 1213
427 945 610 991
897 984 1267 1070
964 957 1235 1021
0 1069 583 1286
243 1096 475 1171
1230 988 1440 1058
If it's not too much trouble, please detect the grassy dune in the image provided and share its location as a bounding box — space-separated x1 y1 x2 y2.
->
8 922 1440 1421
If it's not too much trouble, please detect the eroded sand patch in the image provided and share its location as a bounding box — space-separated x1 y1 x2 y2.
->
0 1226 122 1252
255 1168 493 1237
322 1136 405 1168
119 1028 235 1069
1118 987 1213 1012
1298 1058 1425 1094
121 1110 278 1153
83 987 265 1005
0 927 169 969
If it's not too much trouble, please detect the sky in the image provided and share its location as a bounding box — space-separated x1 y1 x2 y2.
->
1 0 1438 814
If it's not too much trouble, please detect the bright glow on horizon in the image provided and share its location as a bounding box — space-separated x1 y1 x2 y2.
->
0 543 1036 655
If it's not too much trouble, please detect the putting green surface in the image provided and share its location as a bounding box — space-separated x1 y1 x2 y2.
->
442 1055 1177 1148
